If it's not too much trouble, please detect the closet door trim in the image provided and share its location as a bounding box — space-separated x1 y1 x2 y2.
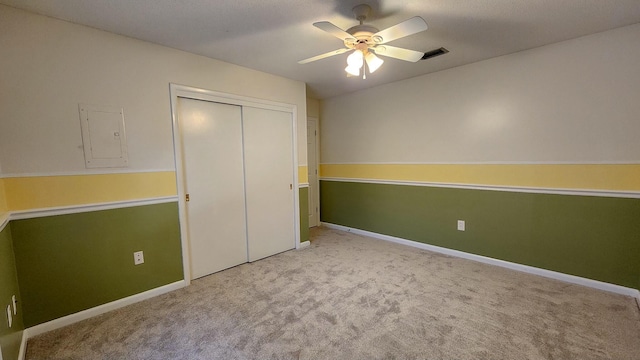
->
169 84 300 284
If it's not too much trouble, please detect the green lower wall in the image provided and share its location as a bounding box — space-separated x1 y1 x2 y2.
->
0 224 24 360
299 187 309 242
8 192 308 329
320 180 640 290
11 202 184 328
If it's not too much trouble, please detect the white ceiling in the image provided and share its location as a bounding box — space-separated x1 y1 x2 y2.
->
2 0 640 99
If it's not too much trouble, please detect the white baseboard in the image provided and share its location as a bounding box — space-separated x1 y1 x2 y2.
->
297 240 311 250
321 222 640 299
24 280 186 342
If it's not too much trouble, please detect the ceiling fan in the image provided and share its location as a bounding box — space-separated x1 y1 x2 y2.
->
298 4 428 78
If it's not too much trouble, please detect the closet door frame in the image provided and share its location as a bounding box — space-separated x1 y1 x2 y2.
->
169 83 300 285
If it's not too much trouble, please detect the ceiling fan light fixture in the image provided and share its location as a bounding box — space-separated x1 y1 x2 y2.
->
345 65 360 76
365 52 384 73
345 50 364 76
346 50 364 68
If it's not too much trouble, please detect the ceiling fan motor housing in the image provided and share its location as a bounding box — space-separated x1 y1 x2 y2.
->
344 24 379 47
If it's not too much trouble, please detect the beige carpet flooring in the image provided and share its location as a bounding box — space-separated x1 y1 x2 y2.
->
26 227 640 359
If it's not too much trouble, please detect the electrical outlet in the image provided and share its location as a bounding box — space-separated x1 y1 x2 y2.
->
11 295 16 315
6 305 12 328
457 220 465 231
134 251 144 265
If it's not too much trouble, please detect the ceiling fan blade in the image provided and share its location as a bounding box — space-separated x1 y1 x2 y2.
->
313 22 356 43
371 17 428 44
298 48 350 64
372 45 424 62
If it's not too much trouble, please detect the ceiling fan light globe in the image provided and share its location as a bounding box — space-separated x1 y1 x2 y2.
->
365 52 384 73
346 50 364 68
345 65 360 76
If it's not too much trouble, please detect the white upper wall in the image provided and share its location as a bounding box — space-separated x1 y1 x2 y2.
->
0 5 307 175
321 23 640 164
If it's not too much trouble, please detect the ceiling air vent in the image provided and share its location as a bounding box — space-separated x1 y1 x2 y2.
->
421 47 449 60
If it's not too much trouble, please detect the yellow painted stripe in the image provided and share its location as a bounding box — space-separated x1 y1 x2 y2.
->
298 166 309 184
4 172 177 211
320 164 640 191
0 178 8 214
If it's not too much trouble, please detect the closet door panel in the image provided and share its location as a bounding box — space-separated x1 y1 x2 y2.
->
243 107 296 261
179 98 248 279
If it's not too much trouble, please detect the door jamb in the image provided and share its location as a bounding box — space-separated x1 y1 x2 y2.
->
307 116 320 227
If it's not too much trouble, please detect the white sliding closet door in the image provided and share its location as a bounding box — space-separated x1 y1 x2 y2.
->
243 107 296 262
179 98 248 279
